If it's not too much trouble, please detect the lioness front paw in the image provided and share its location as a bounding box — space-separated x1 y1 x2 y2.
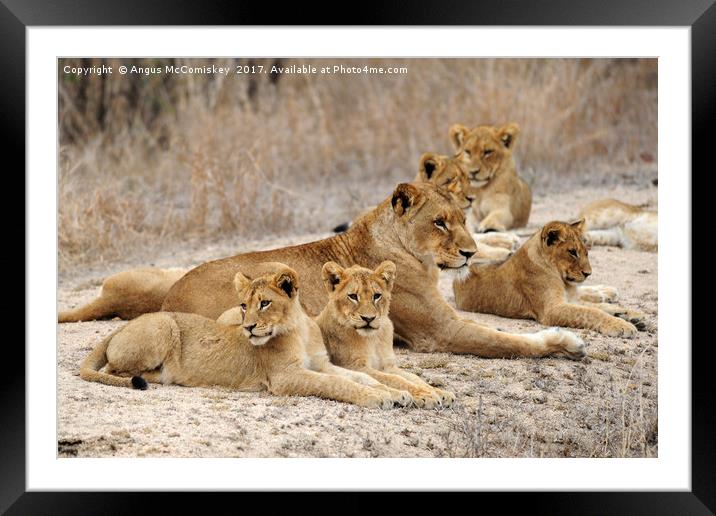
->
390 389 413 407
539 327 587 360
412 390 441 410
434 388 456 407
363 393 395 410
601 318 638 338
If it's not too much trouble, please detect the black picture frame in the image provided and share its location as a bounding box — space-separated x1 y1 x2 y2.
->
7 1 709 513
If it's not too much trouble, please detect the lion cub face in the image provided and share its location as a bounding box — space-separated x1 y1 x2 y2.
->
390 182 477 272
233 264 300 346
417 153 475 210
322 261 395 337
540 220 592 285
449 123 520 183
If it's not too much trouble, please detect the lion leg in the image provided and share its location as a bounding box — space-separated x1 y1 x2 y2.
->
320 363 412 407
428 318 587 360
472 231 521 250
268 369 395 409
375 366 455 408
473 242 513 262
102 313 184 385
353 366 442 409
477 210 511 233
541 303 637 338
573 285 619 303
578 302 652 332
585 228 624 248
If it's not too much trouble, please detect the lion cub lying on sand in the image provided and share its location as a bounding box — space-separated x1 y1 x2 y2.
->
579 198 657 252
316 261 456 409
80 263 411 409
453 220 651 338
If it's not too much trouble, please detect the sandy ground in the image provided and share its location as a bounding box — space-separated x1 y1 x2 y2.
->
58 185 658 458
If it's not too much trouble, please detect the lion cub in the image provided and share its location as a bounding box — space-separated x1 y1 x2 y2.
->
449 122 532 233
453 220 651 338
80 263 409 409
578 198 657 252
315 260 456 409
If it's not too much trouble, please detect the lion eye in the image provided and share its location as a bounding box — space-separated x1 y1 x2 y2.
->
434 219 447 231
239 304 247 311
483 149 493 157
373 293 382 301
260 300 271 310
568 249 578 258
348 293 358 302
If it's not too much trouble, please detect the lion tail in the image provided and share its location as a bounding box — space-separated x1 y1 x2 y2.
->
59 296 116 323
79 329 147 390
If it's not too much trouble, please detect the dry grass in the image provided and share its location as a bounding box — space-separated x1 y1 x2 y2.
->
58 58 657 274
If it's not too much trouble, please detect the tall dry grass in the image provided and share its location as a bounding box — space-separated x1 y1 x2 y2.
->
58 58 657 273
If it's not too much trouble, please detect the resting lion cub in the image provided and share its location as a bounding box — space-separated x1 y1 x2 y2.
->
453 220 650 338
449 122 532 232
80 263 409 409
316 260 456 409
579 198 657 252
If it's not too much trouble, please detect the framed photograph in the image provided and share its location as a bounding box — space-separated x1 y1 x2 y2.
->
10 0 709 512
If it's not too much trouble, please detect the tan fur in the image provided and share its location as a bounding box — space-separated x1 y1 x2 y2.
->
579 198 657 252
453 220 651 338
79 263 405 409
315 261 456 409
162 182 585 359
449 122 532 232
59 267 188 322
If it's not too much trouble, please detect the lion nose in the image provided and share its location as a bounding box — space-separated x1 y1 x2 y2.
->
244 323 256 333
460 250 475 260
582 271 591 278
361 315 375 324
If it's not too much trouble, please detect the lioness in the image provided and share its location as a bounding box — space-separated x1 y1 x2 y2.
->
453 220 651 338
80 263 408 409
59 267 188 322
162 182 585 359
579 198 657 252
316 260 456 409
449 122 532 232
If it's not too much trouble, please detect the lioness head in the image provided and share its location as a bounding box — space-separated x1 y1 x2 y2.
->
321 261 395 337
390 182 477 273
233 263 300 346
449 122 520 183
417 152 476 210
540 220 592 285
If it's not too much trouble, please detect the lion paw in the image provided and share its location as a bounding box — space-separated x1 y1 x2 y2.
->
601 319 638 338
391 389 413 407
412 391 441 409
434 389 456 407
363 393 395 410
539 327 587 360
593 285 619 303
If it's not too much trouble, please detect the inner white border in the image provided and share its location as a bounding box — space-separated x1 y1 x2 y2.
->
28 27 690 491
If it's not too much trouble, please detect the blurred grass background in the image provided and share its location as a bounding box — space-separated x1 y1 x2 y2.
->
58 58 657 273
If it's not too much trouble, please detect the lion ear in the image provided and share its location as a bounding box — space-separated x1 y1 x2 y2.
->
322 261 344 292
418 153 442 181
570 218 586 233
449 124 470 150
390 183 421 217
233 271 251 294
497 122 520 149
273 269 299 298
374 261 396 291
541 224 564 247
